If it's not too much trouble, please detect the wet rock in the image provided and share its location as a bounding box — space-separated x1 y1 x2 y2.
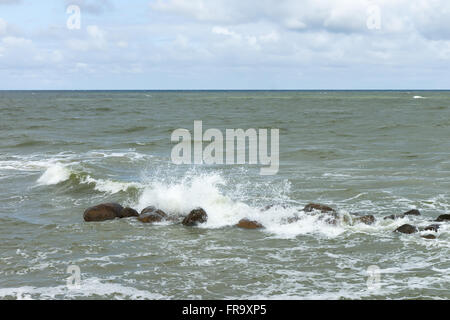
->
262 204 288 211
435 214 450 222
394 224 418 234
384 209 420 220
286 216 300 224
236 218 263 229
403 209 421 216
421 234 436 240
423 224 440 232
182 208 208 226
323 213 339 225
303 203 338 225
353 215 376 225
383 214 404 220
304 203 335 213
138 206 168 223
83 203 123 222
118 207 139 218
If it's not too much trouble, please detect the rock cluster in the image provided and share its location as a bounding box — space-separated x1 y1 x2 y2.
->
83 202 447 239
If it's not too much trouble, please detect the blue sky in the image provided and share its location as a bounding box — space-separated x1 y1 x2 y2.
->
0 0 449 89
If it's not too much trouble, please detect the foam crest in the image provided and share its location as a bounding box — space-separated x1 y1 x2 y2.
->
37 163 71 185
80 175 141 194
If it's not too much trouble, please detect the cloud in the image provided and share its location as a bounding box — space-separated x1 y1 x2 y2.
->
0 18 7 36
2 36 32 47
63 0 113 15
66 25 107 51
1 0 450 89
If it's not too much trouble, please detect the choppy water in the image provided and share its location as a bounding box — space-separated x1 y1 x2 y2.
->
0 90 449 300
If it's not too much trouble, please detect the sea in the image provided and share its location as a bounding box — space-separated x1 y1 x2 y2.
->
0 90 449 299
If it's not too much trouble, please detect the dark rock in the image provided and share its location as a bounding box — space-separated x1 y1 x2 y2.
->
354 215 376 225
262 204 288 211
403 209 421 216
236 218 263 229
182 208 208 226
83 203 123 222
384 214 405 220
118 207 139 218
435 214 450 222
286 216 300 224
394 224 418 234
304 203 335 213
138 206 168 223
323 213 339 225
423 224 440 232
421 234 437 240
384 210 420 220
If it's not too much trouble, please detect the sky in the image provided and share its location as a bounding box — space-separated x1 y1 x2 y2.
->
0 0 449 90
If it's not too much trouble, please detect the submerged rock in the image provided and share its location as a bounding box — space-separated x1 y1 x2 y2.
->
353 215 376 225
118 207 139 218
182 208 208 226
83 203 123 222
384 209 421 221
303 203 335 213
435 214 450 222
303 203 338 225
394 224 418 234
236 218 263 229
262 204 289 211
384 214 404 220
138 206 168 223
422 224 440 232
403 209 421 216
421 234 437 240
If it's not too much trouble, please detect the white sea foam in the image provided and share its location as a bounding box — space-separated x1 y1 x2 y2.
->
413 95 426 99
80 175 142 194
0 277 165 300
134 171 378 238
37 163 71 185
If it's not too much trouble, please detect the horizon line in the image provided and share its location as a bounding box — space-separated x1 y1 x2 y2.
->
1 89 450 91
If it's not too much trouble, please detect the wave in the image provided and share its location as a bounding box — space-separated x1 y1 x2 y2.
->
0 278 165 300
37 163 71 185
20 155 449 240
36 163 141 194
132 170 443 239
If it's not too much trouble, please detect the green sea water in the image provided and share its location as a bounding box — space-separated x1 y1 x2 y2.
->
0 90 449 299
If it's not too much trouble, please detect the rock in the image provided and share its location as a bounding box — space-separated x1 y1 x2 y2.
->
323 213 339 225
384 214 404 220
303 203 338 225
83 203 123 222
384 210 420 220
403 209 421 216
435 214 450 222
286 216 300 224
182 208 208 226
421 234 436 240
423 224 440 232
394 224 418 234
304 203 335 213
262 204 288 211
354 215 376 225
236 218 263 229
138 206 168 223
118 207 139 218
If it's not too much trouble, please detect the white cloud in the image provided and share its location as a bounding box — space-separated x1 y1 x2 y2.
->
66 25 107 51
1 0 450 89
63 0 113 15
2 36 32 47
0 18 7 35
